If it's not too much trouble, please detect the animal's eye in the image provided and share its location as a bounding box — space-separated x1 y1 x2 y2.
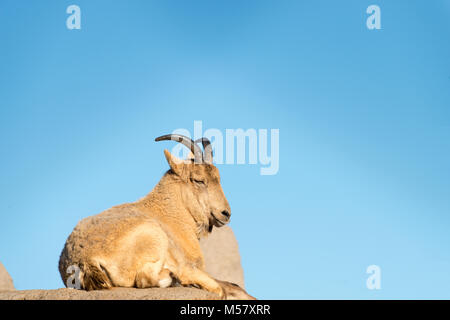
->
192 178 205 185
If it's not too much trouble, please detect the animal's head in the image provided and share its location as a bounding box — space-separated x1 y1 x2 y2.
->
155 134 231 233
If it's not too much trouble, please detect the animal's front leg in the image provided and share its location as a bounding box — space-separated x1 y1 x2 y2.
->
178 268 225 299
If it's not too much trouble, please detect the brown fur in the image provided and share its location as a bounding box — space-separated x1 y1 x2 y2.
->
59 149 252 299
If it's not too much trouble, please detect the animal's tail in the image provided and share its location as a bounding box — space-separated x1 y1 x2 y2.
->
82 261 113 291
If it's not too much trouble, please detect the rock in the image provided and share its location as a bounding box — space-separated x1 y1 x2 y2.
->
0 262 14 291
200 226 245 289
0 287 219 300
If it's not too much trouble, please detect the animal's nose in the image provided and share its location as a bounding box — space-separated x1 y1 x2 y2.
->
221 210 231 219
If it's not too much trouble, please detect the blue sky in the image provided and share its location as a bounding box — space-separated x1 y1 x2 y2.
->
0 1 449 299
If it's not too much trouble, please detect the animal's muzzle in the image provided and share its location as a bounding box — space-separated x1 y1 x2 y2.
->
221 210 231 219
211 210 231 227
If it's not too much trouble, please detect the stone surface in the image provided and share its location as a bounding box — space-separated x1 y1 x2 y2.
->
0 262 14 291
200 225 245 289
0 287 219 300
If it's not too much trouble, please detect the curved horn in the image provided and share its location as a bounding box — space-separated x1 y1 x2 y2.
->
155 134 203 163
195 137 213 164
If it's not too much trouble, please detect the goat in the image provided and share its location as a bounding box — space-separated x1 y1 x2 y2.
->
58 134 254 299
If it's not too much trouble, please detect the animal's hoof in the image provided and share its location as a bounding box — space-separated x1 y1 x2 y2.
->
216 280 256 300
218 287 227 300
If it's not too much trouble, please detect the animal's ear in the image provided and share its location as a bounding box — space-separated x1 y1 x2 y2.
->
164 149 187 178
